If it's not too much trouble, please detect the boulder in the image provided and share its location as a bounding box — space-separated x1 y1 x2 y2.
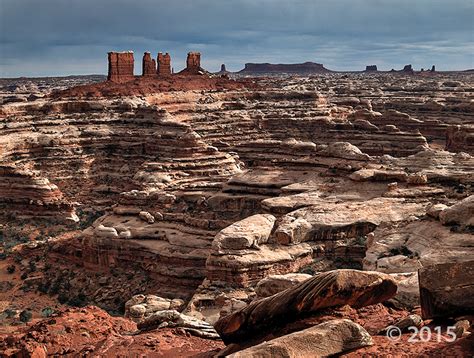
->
138 310 220 339
124 294 184 323
439 195 474 228
389 272 419 309
427 203 448 219
212 214 276 252
255 273 312 298
214 269 397 344
94 225 118 238
419 260 474 319
228 319 372 358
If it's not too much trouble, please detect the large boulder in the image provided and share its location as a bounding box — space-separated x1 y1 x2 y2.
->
439 195 474 229
419 260 474 319
212 214 276 253
228 319 372 358
214 269 397 344
124 294 184 323
138 310 220 339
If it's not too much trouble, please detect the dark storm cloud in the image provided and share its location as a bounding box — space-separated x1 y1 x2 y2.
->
0 0 473 76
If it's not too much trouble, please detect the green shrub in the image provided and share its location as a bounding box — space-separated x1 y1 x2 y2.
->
19 310 32 323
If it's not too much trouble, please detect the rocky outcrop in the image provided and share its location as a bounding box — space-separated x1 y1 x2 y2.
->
181 52 202 74
446 125 474 154
214 269 397 344
365 65 378 72
211 214 276 253
439 195 474 229
157 52 171 75
107 51 134 83
419 261 474 319
142 52 156 76
228 319 372 357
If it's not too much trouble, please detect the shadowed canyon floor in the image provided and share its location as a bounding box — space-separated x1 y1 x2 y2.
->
0 72 473 356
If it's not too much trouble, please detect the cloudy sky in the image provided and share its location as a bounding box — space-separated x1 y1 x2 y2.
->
0 0 473 77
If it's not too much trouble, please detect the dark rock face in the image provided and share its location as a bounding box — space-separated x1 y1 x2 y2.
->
239 62 331 75
419 261 474 319
220 64 226 72
366 65 378 72
142 52 156 76
107 52 134 83
157 52 171 76
214 270 397 344
431 65 436 72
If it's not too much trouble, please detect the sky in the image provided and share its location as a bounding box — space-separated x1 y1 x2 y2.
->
0 0 473 77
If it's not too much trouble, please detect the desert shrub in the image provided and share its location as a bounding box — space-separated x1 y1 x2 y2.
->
19 310 32 323
41 307 54 317
6 265 15 274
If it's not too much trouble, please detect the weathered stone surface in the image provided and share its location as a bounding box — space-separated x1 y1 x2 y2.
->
228 319 372 358
107 51 134 83
271 198 426 245
212 214 276 253
419 261 474 319
446 125 474 155
389 272 420 309
138 310 220 339
364 221 474 273
439 195 474 229
255 273 312 298
214 269 397 344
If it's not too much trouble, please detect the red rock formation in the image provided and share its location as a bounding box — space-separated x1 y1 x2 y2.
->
107 51 134 83
142 52 156 76
157 52 171 76
186 52 201 72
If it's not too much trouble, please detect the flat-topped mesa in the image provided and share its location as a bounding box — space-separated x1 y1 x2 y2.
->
157 52 171 75
365 65 378 72
107 51 134 83
142 52 156 76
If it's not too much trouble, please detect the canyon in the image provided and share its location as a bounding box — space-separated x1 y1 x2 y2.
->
0 60 473 356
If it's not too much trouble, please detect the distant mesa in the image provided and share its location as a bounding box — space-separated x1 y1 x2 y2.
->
365 65 378 72
238 61 331 75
